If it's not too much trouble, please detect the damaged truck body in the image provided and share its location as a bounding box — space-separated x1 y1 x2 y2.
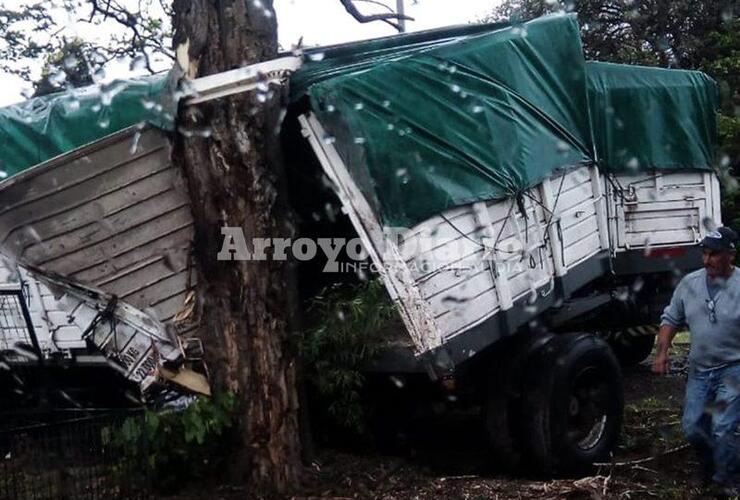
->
0 14 721 472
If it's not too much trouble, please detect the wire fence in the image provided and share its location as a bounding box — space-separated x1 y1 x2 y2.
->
0 410 151 500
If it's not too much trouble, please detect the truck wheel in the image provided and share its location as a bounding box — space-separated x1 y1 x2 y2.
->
522 333 623 475
607 327 657 366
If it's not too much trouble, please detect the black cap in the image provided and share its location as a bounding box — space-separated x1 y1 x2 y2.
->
700 226 738 251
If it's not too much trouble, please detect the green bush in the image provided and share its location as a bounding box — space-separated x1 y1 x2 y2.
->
102 392 237 490
301 280 397 436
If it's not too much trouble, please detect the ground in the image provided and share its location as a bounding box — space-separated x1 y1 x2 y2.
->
168 334 709 500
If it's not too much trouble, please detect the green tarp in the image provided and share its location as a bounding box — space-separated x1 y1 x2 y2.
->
291 21 511 100
307 15 595 227
587 61 717 173
0 71 178 178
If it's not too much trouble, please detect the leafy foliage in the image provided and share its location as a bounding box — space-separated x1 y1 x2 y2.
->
301 279 398 435
102 393 237 491
486 1 736 69
0 0 173 89
33 39 94 97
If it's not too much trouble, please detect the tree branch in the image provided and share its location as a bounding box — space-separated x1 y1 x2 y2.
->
338 0 414 32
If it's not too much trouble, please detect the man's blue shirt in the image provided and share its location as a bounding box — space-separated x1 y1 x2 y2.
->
661 267 740 369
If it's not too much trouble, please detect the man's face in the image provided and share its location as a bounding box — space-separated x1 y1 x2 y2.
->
702 248 736 278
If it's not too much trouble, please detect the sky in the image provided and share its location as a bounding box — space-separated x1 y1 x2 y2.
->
0 0 498 106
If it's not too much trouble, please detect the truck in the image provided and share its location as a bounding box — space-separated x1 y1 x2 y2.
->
0 13 721 473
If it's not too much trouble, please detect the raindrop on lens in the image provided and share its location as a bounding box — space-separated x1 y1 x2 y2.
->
63 55 77 69
49 70 66 86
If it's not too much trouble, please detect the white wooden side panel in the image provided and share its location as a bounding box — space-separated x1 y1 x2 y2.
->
400 167 591 342
610 172 720 250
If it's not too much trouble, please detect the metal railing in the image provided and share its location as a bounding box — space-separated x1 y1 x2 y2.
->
0 411 151 500
0 287 42 364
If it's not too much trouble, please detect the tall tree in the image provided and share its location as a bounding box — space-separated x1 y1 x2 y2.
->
171 1 302 490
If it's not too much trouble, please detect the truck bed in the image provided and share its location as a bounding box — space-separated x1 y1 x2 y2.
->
300 113 720 373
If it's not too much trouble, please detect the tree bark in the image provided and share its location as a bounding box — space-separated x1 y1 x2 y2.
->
172 0 301 493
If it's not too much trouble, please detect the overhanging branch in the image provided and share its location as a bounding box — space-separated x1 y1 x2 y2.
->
338 0 414 32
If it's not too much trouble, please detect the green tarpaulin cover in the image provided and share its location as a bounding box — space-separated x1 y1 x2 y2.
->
306 15 595 227
586 61 717 173
0 71 178 178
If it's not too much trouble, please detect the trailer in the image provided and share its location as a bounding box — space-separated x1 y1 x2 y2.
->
0 13 721 473
289 15 720 473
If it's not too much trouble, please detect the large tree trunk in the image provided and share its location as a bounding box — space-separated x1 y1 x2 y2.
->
172 0 301 492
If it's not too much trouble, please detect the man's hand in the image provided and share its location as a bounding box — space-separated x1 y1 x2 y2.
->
652 325 677 376
652 352 669 375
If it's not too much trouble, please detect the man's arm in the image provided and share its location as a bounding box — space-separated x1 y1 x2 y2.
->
652 279 686 375
652 323 677 375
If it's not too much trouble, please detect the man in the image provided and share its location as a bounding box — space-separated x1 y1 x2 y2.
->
653 226 740 494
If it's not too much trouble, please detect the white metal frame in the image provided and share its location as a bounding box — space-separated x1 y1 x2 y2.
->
298 113 442 354
185 56 303 105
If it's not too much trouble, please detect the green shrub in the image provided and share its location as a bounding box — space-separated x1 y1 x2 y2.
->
301 279 397 435
102 392 237 490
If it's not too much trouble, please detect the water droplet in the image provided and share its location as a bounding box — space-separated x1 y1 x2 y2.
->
382 100 391 108
130 131 142 155
326 104 336 113
66 97 80 111
63 55 78 70
396 168 409 184
25 225 42 243
390 376 405 388
353 137 366 144
450 84 461 93
472 105 484 113
720 154 730 168
48 70 66 86
632 276 644 292
354 102 364 111
0 171 7 180
556 140 571 153
336 310 345 321
308 52 325 62
322 134 336 145
626 157 640 170
99 118 110 129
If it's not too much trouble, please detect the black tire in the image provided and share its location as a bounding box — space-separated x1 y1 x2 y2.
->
607 327 657 366
522 333 623 475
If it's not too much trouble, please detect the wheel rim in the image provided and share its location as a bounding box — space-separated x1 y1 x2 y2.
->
567 366 610 451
